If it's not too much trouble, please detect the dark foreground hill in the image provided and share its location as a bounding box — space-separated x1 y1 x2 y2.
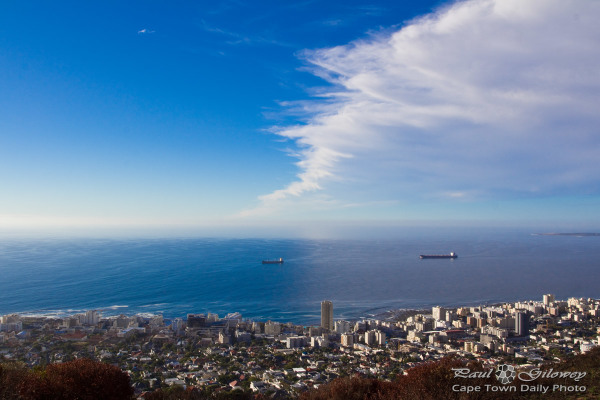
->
0 358 133 400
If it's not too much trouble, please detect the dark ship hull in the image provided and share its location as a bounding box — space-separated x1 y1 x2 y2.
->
262 258 284 264
420 253 457 259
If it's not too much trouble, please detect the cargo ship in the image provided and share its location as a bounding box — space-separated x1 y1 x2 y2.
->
262 258 284 264
420 252 457 259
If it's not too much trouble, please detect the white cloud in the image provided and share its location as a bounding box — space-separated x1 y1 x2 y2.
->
244 0 600 217
137 28 155 34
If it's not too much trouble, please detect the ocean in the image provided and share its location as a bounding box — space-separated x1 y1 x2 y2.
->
0 228 598 325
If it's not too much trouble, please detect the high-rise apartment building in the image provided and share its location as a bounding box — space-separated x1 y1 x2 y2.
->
365 330 376 345
515 311 529 337
341 333 354 347
335 320 350 334
264 321 281 336
543 294 555 306
432 306 446 321
187 314 206 328
321 300 333 331
81 310 99 326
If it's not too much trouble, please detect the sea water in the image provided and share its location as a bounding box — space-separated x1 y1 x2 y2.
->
0 228 598 324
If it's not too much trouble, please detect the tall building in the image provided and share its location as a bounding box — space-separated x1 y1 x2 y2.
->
82 310 99 326
374 330 386 346
171 318 185 332
335 320 350 334
432 306 446 321
207 313 219 323
341 333 354 347
321 300 333 331
365 330 376 345
543 294 555 306
252 321 264 333
515 312 529 337
0 315 20 324
264 321 281 336
187 314 206 328
287 336 306 349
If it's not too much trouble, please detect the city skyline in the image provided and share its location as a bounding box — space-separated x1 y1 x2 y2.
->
2 0 600 238
2 293 599 397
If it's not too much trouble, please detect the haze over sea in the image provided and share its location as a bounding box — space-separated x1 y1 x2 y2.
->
1 228 598 325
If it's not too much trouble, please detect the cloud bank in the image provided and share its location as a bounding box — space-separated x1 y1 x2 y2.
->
245 0 600 217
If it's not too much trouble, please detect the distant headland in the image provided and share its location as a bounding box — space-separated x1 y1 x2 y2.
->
532 232 600 236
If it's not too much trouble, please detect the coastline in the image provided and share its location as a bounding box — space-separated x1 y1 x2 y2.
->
6 301 536 326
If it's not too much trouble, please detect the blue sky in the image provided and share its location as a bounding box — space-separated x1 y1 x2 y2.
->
1 0 599 237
